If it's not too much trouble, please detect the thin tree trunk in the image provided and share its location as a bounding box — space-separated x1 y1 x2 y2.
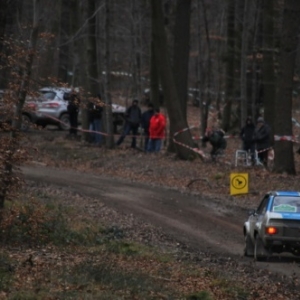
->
104 0 114 148
240 0 250 126
251 0 261 119
87 0 99 96
262 0 275 130
150 40 160 109
0 0 41 209
273 0 300 174
200 0 212 135
173 0 191 117
58 0 70 83
0 0 8 56
222 0 235 132
196 0 205 137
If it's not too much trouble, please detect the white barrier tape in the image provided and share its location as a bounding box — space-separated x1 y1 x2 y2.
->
40 113 166 139
173 125 206 158
257 147 273 154
274 135 299 143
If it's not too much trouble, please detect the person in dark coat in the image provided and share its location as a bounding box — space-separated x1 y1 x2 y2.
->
253 117 271 167
202 127 227 161
88 94 103 146
240 116 256 163
116 99 142 148
67 92 80 137
141 103 154 151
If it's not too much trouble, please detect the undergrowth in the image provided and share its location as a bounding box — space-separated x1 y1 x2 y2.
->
0 196 253 300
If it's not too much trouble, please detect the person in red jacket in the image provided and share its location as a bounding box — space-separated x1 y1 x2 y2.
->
147 108 166 152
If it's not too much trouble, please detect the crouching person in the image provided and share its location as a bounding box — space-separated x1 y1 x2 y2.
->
202 127 227 161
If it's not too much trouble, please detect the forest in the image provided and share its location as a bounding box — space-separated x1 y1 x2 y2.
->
1 0 300 203
2 1 300 298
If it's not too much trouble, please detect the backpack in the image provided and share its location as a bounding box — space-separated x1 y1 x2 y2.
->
209 131 222 145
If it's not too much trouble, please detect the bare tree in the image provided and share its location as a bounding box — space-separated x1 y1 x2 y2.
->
104 0 114 148
199 0 213 136
0 0 42 208
87 0 100 96
0 0 8 56
262 0 276 131
240 0 251 126
151 0 197 159
173 0 191 117
222 0 235 131
57 0 71 83
273 0 300 174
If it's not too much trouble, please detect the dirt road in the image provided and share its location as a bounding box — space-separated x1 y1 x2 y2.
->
23 165 300 278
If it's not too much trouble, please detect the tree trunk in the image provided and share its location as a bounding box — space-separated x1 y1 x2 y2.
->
151 0 197 160
80 0 91 142
0 0 8 55
240 0 250 126
200 0 212 136
273 0 300 174
130 0 142 100
173 0 191 117
58 0 70 83
262 0 275 130
150 40 160 109
0 0 12 88
104 0 114 148
222 0 235 132
87 0 99 96
250 0 261 119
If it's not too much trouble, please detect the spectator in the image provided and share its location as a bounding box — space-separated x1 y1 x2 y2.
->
240 116 255 164
253 117 271 167
67 92 80 138
147 108 166 153
88 94 103 146
116 99 142 148
141 103 155 151
202 127 227 161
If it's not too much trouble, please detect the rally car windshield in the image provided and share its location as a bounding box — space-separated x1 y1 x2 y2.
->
272 196 300 213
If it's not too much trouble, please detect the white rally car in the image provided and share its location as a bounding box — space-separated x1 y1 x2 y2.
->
243 191 300 261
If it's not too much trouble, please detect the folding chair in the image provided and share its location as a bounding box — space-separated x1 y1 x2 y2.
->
235 150 252 167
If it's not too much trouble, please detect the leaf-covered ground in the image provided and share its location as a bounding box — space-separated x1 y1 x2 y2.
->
2 105 300 299
1 184 299 299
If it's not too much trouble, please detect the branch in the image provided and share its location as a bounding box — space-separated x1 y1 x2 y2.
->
187 178 212 188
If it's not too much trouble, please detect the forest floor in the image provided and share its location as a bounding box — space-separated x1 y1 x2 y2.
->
1 104 300 299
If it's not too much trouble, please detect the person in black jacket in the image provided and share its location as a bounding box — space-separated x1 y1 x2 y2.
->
67 92 80 137
116 99 142 148
253 117 271 166
88 94 103 146
202 127 227 161
240 116 255 163
141 103 154 151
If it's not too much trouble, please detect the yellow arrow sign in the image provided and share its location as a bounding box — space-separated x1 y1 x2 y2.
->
230 173 249 195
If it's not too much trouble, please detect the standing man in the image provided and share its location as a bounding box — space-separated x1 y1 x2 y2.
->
253 117 271 167
116 99 142 148
88 94 103 146
141 103 155 151
148 108 166 153
240 116 256 163
67 92 80 138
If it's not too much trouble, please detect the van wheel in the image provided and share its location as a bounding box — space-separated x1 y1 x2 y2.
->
21 114 31 132
59 114 70 130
